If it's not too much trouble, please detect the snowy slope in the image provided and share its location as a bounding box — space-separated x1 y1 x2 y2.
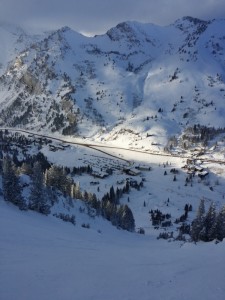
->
1 198 225 300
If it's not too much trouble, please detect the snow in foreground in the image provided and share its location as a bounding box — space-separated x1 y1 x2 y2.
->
1 200 225 300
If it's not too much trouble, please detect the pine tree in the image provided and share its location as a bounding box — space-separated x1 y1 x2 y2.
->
2 156 26 210
191 199 205 242
47 186 58 206
109 204 118 226
116 205 124 228
83 190 89 202
184 204 189 213
199 202 217 241
116 187 122 202
88 193 100 213
45 165 73 197
29 162 50 215
104 201 115 221
215 205 225 241
2 156 15 203
70 183 76 199
45 165 63 189
74 182 82 199
109 186 116 204
124 181 130 193
119 205 135 232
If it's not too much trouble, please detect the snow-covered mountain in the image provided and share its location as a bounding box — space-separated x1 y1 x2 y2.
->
1 18 225 299
0 17 225 149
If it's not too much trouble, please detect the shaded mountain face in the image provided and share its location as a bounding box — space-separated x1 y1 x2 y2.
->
0 17 225 147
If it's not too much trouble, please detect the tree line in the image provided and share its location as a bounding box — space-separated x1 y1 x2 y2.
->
0 152 135 232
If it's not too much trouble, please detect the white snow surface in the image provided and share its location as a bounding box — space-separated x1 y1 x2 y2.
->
1 199 225 300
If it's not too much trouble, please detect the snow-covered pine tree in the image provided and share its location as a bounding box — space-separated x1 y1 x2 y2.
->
123 181 130 193
83 190 89 202
119 204 135 232
104 201 115 221
199 202 217 242
215 205 225 241
74 181 82 199
190 199 205 242
109 185 116 204
63 175 73 197
107 204 118 227
70 183 76 199
45 165 73 197
116 187 122 202
29 162 50 215
2 156 26 210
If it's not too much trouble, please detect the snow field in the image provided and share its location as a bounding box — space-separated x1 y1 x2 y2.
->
1 199 225 300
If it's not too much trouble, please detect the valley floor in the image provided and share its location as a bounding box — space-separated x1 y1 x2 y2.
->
1 200 225 300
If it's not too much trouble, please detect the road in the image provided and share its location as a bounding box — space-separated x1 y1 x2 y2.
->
1 127 225 166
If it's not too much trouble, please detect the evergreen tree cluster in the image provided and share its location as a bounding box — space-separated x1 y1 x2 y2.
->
100 183 135 231
0 130 52 155
2 156 27 211
182 125 225 148
150 209 171 227
101 200 135 231
45 164 74 197
157 231 173 240
71 165 93 175
1 156 52 214
53 213 76 225
178 223 191 235
29 162 51 215
101 183 129 206
1 152 135 232
191 199 225 242
174 203 192 224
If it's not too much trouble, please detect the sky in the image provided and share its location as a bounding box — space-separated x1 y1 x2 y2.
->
0 0 225 35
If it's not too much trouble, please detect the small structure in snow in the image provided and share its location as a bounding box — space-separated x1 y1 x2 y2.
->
123 168 141 176
135 165 151 171
92 171 108 179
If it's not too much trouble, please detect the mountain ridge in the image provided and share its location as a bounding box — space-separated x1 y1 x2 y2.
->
0 17 225 151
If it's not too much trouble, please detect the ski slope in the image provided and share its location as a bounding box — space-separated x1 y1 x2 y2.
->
1 199 225 300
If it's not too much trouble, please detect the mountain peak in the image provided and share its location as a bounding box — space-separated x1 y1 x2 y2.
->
106 21 137 41
181 16 209 24
174 16 210 26
57 26 72 33
173 16 210 34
